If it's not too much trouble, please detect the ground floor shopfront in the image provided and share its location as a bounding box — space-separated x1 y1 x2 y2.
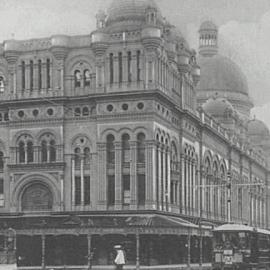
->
0 213 213 269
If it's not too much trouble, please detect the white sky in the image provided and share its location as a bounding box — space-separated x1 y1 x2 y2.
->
1 0 270 126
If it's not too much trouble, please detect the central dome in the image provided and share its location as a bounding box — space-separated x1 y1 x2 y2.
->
107 0 161 25
198 55 249 95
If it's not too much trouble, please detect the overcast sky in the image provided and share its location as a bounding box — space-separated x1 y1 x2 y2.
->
1 0 270 126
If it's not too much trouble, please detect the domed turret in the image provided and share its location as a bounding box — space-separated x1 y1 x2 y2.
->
199 20 218 57
197 20 253 117
106 0 162 31
202 97 235 118
247 119 270 138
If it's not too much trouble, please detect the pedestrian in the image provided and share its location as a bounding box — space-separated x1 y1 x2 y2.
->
113 245 126 270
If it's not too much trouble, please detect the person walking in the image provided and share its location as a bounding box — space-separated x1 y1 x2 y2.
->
113 245 126 270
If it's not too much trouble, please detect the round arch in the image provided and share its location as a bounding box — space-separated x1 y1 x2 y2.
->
12 173 60 212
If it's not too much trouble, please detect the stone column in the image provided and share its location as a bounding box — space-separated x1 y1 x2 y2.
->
97 142 107 210
201 167 206 218
114 141 122 210
41 234 46 269
136 232 140 270
25 61 30 91
130 141 137 210
87 234 92 269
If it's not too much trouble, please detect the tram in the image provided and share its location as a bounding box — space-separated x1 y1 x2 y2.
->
212 223 270 270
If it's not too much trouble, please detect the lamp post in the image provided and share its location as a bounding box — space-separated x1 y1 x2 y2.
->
6 227 16 264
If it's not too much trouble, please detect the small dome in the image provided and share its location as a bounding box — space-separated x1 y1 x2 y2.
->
198 54 249 95
247 119 270 137
107 0 161 25
202 97 234 117
200 20 218 31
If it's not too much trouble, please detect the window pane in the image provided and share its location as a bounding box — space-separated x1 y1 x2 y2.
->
84 176 90 205
108 175 115 205
75 176 81 205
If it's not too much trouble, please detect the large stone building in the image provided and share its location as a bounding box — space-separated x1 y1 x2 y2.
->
0 0 268 269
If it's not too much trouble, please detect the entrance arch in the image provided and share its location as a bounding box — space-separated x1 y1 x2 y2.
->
21 182 53 211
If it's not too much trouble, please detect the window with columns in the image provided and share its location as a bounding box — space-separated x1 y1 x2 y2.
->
183 145 197 214
73 62 93 89
40 133 56 163
72 136 91 207
18 135 34 164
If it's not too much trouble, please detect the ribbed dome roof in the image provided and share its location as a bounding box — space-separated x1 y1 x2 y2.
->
107 0 161 25
247 119 270 137
197 54 249 95
200 20 217 31
202 97 234 117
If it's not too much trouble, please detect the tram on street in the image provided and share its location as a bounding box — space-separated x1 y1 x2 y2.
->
212 223 270 270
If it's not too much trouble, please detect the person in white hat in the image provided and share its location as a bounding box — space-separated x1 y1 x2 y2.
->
113 245 126 270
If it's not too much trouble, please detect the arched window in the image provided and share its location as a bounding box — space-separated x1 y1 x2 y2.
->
171 142 178 171
109 53 114 84
0 77 4 93
137 133 145 163
84 147 90 165
74 70 81 88
49 140 56 162
107 135 115 164
0 152 4 170
41 140 47 162
122 134 130 163
205 158 211 216
82 107 89 116
84 69 91 87
19 141 25 163
21 61 25 90
27 141 34 163
21 183 53 211
74 147 81 167
213 161 219 217
46 59 51 89
38 60 42 90
30 60 34 91
220 165 226 219
74 108 81 117
40 134 57 163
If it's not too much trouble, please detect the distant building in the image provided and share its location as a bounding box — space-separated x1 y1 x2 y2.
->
0 0 267 269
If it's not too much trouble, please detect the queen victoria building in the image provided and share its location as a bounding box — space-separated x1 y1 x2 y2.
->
0 0 268 269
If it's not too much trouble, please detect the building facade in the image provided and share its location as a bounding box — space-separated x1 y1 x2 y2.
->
0 0 268 269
